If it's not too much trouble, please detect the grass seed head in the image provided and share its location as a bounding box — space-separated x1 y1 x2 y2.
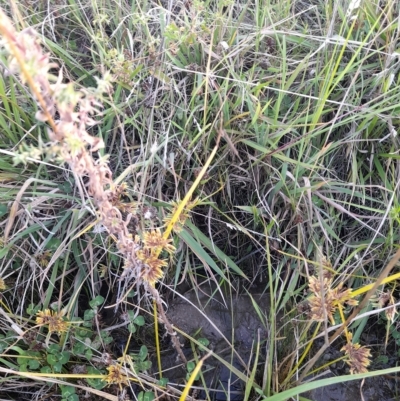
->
341 338 371 375
104 364 129 389
36 309 68 334
308 274 358 324
136 250 167 286
143 229 176 254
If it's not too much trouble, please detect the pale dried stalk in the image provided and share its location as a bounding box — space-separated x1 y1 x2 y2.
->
0 8 186 362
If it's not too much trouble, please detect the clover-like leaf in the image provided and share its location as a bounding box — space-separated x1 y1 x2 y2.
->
48 344 60 354
87 367 106 390
59 351 70 364
41 365 52 373
138 391 155 401
89 295 105 309
133 315 145 326
28 358 40 370
53 361 62 372
84 309 95 321
27 303 41 315
73 342 85 355
85 348 93 361
139 345 148 361
187 361 195 373
61 385 76 398
47 353 58 366
158 377 168 386
198 337 210 348
128 323 137 334
99 330 113 345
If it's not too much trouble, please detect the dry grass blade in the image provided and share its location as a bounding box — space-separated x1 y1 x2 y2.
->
4 177 37 241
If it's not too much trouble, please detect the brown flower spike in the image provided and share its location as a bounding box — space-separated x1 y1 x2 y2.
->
104 364 129 389
163 198 200 233
308 273 358 324
136 250 167 286
341 337 371 374
142 229 176 255
36 309 68 334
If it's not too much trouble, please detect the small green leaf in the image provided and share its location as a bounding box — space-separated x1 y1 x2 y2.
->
41 365 52 373
140 360 151 371
158 377 168 386
100 331 113 345
53 361 62 372
75 326 88 337
186 371 200 381
87 367 106 390
128 323 136 333
61 385 76 397
17 355 26 366
73 342 85 354
391 330 400 339
374 355 389 365
91 339 101 350
85 348 93 361
144 392 155 401
28 359 40 370
47 354 58 366
89 295 105 308
59 351 70 364
138 391 155 401
19 364 28 372
197 337 210 348
27 303 40 315
84 309 95 321
48 344 60 353
133 315 145 326
187 361 195 373
139 345 148 361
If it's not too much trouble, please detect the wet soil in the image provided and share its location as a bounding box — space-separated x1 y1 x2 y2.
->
167 281 271 346
158 281 398 401
162 280 272 400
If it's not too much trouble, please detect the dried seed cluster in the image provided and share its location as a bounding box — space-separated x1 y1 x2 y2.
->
36 309 68 334
307 262 373 375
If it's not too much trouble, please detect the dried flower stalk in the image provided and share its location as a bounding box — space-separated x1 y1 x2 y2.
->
0 9 186 363
308 271 358 325
307 265 372 375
